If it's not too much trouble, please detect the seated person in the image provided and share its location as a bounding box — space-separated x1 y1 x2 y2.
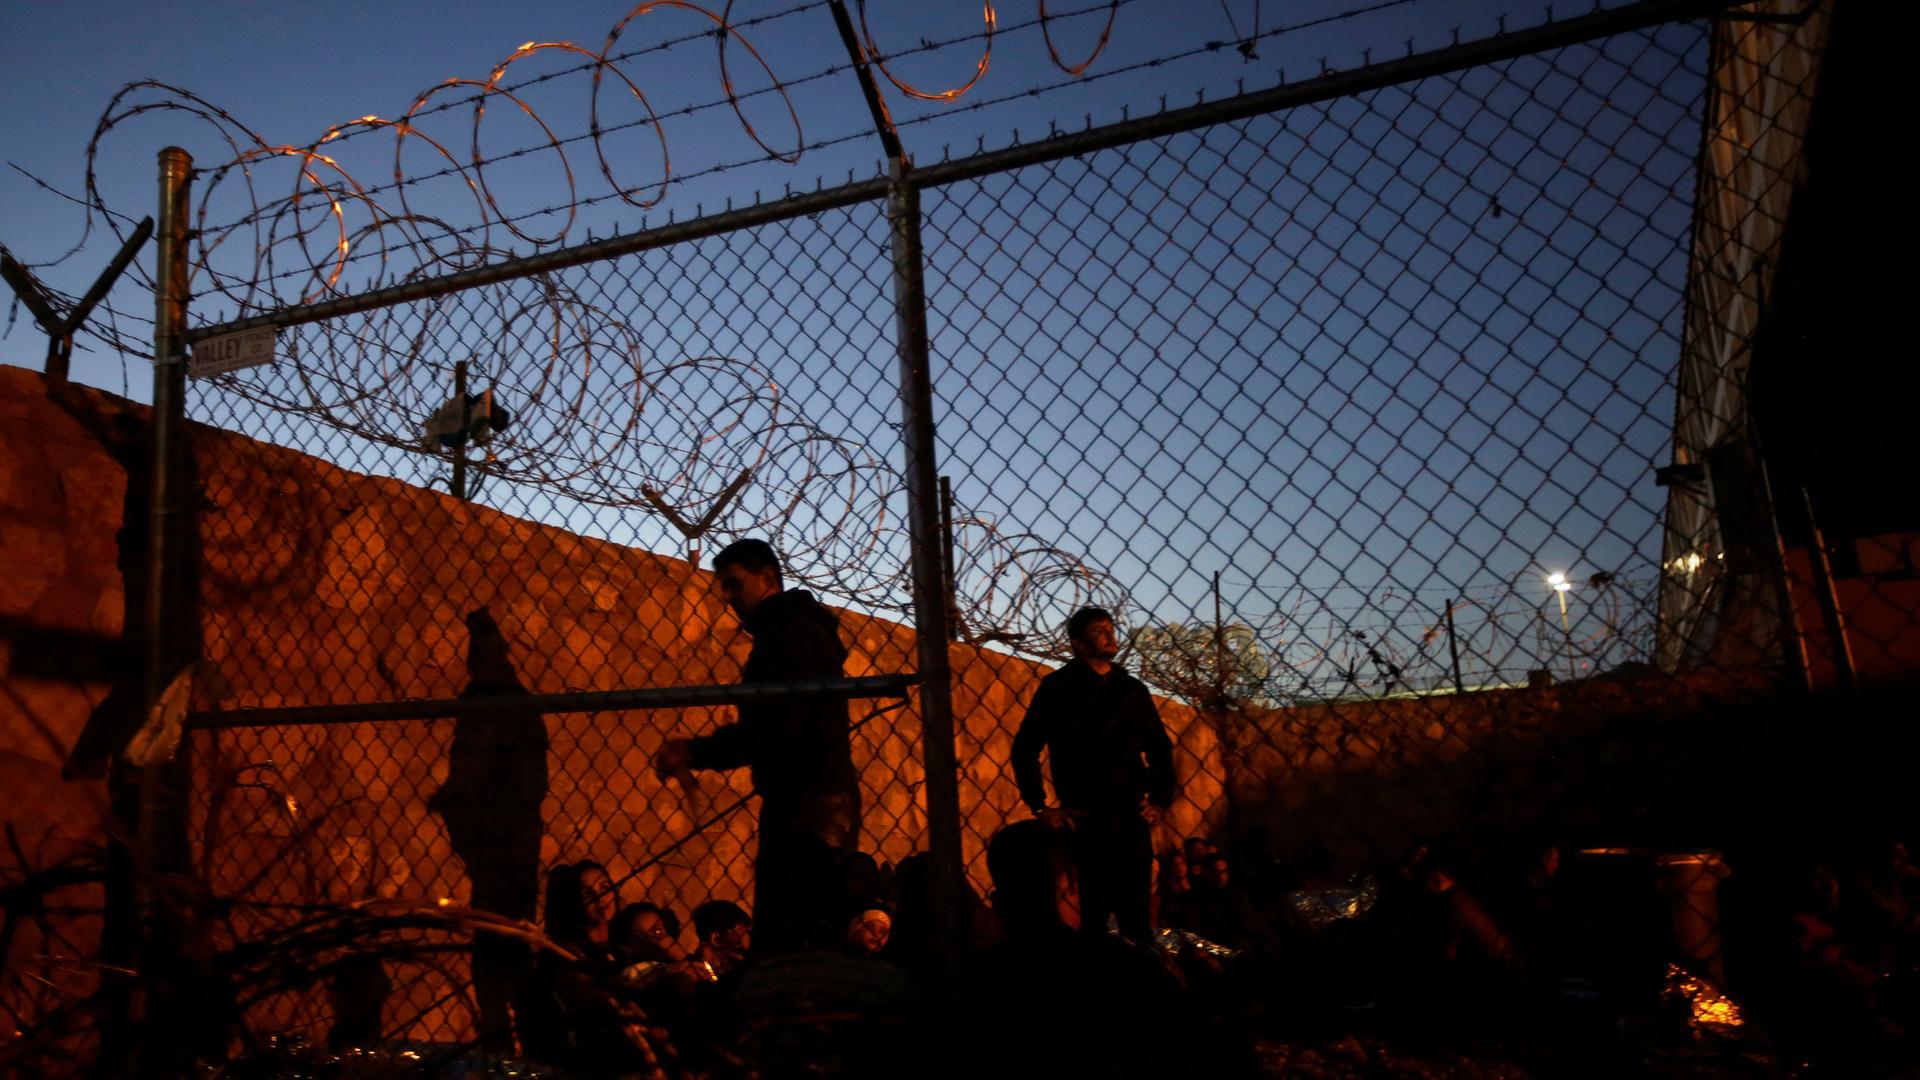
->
543 860 620 963
610 901 704 991
954 821 1206 1079
883 852 1000 991
523 861 668 1072
729 921 915 1079
1184 853 1283 954
844 905 893 958
690 899 753 982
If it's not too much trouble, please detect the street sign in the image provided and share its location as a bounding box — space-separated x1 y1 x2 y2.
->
190 326 275 377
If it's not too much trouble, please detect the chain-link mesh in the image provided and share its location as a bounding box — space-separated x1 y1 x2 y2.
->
182 197 942 1045
911 14 1902 1046
15 0 1911 1070
925 16 1714 856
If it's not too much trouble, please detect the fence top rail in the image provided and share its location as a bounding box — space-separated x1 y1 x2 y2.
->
182 175 892 345
185 673 917 730
908 0 1747 189
182 0 1744 346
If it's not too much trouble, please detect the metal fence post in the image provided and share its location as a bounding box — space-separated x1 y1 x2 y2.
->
131 146 193 1063
888 160 964 981
1799 486 1858 693
1446 599 1465 694
451 359 469 501
146 147 192 710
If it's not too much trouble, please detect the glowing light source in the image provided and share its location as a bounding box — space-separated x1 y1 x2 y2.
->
1665 552 1706 574
1664 963 1745 1032
1545 570 1574 678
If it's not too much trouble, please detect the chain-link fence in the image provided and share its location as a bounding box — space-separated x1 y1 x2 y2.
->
13 0 1909 1068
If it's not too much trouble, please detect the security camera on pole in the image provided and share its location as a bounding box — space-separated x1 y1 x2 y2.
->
422 360 512 502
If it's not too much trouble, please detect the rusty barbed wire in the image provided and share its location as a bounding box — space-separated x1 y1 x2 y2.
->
16 0 1459 410
943 504 1133 656
58 0 1144 319
42 0 1250 613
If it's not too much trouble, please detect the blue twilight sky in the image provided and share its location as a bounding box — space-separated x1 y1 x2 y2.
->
0 1 1705 692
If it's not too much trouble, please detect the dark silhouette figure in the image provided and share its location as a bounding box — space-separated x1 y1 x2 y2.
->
325 954 391 1052
729 938 916 1079
1497 841 1575 974
1183 854 1283 955
955 821 1203 1080
1233 824 1294 911
1396 860 1517 988
427 607 549 1051
1155 849 1192 931
656 539 861 954
883 851 999 992
1011 607 1176 943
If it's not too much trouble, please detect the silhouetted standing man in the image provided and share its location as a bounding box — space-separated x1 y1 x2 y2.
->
1011 607 1174 943
656 539 859 953
429 607 549 1051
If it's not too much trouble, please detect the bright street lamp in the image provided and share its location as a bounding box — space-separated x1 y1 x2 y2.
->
1547 571 1573 678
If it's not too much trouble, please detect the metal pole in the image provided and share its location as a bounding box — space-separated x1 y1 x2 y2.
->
186 673 915 730
1445 599 1465 694
1800 487 1858 693
133 143 192 1072
1747 414 1814 692
144 148 192 712
48 334 72 383
2 215 152 384
451 360 469 502
1 252 72 381
1557 588 1574 680
1213 570 1226 708
888 160 963 982
939 475 960 641
64 216 156 341
826 0 907 166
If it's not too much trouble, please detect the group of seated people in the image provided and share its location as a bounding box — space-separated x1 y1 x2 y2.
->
520 852 926 1076
490 828 1920 1075
1154 829 1624 981
509 827 1586 1075
516 827 1255 1077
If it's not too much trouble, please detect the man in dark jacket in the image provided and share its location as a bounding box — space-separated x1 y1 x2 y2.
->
1011 607 1175 943
656 539 859 953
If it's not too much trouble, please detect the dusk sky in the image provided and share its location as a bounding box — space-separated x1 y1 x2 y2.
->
0 0 1704 694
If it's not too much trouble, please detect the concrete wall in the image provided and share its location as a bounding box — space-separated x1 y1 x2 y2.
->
0 364 1227 1042
1224 668 1783 872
